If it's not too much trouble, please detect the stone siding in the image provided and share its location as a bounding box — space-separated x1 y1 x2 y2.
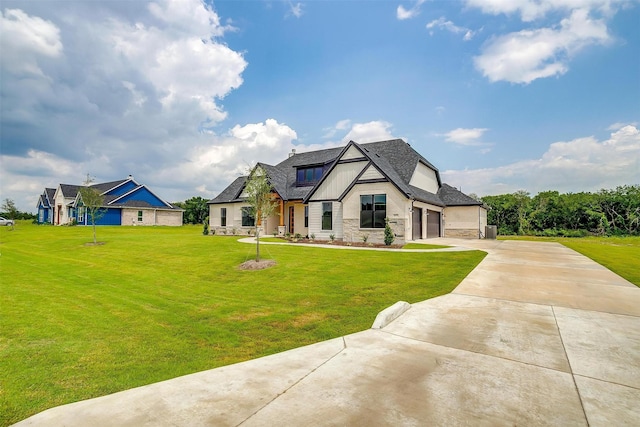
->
342 219 406 245
445 228 479 239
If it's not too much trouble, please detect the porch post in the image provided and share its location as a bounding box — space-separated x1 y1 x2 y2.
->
279 199 284 226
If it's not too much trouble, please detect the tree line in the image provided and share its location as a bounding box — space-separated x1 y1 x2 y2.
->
1 199 36 220
480 185 640 236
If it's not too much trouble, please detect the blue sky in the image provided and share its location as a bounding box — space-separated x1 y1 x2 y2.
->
1 0 639 212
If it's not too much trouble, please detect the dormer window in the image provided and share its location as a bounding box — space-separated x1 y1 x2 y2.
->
296 166 324 185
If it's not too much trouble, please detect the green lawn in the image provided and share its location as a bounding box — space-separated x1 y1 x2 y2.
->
402 243 450 250
499 235 640 286
0 222 486 425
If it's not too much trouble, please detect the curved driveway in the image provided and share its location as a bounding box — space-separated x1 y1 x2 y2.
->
15 239 640 426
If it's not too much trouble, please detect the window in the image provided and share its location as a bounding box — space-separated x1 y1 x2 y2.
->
360 194 386 228
296 166 324 185
322 202 332 230
221 208 227 226
78 207 85 223
241 207 255 226
304 205 309 228
137 210 143 222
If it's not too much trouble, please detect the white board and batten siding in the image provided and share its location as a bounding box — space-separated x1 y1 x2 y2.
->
360 165 384 180
308 201 343 240
308 161 368 201
409 162 439 194
340 145 365 160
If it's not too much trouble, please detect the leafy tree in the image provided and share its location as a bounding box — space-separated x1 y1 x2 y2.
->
598 185 640 235
483 185 640 237
1 198 18 219
175 196 209 225
1 198 18 229
243 166 278 262
78 175 106 244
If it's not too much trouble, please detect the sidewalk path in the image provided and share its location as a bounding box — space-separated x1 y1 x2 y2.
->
15 239 640 426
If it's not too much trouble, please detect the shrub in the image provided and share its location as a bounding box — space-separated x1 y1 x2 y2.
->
310 233 315 240
329 234 335 242
361 233 369 243
202 221 209 236
384 219 394 246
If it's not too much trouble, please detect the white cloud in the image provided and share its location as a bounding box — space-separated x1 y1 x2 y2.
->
322 119 352 138
608 121 638 131
464 0 623 22
442 124 640 195
474 8 611 84
397 0 427 20
0 8 63 77
321 120 395 144
149 119 299 196
441 128 490 146
0 0 249 211
343 121 395 143
287 2 304 19
426 17 476 40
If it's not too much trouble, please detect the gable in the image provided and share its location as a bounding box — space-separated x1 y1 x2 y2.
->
360 165 384 180
409 162 439 194
103 180 138 196
110 186 169 208
308 161 368 201
341 145 365 160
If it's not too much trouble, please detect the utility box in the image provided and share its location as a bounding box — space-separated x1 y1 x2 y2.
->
485 225 497 239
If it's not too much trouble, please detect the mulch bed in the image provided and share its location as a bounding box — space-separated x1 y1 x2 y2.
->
277 238 403 249
238 259 277 270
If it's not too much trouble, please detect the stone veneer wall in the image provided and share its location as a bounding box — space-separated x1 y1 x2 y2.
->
342 219 406 245
445 228 479 239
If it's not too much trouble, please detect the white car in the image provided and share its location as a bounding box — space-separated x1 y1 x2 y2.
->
0 216 14 226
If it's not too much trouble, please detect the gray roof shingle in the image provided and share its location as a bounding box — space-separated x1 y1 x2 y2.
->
208 176 247 204
438 183 482 206
208 139 477 208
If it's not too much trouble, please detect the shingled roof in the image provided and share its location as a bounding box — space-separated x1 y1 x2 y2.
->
208 139 474 208
438 183 483 206
208 176 248 204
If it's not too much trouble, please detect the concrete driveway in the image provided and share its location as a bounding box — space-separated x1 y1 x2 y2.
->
15 239 640 426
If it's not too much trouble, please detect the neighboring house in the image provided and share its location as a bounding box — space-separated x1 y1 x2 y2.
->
208 139 487 244
36 187 56 224
38 176 183 226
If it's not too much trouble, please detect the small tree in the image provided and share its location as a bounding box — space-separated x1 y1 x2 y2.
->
78 175 106 244
244 166 278 262
1 198 18 229
202 217 209 235
384 218 395 246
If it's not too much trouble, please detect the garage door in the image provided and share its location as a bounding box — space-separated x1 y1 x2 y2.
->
412 208 422 240
426 210 440 238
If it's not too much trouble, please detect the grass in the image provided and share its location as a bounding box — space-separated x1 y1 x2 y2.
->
499 235 640 286
402 243 450 250
0 222 486 425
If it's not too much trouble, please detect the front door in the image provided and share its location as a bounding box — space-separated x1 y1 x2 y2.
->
288 206 295 234
412 208 422 240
